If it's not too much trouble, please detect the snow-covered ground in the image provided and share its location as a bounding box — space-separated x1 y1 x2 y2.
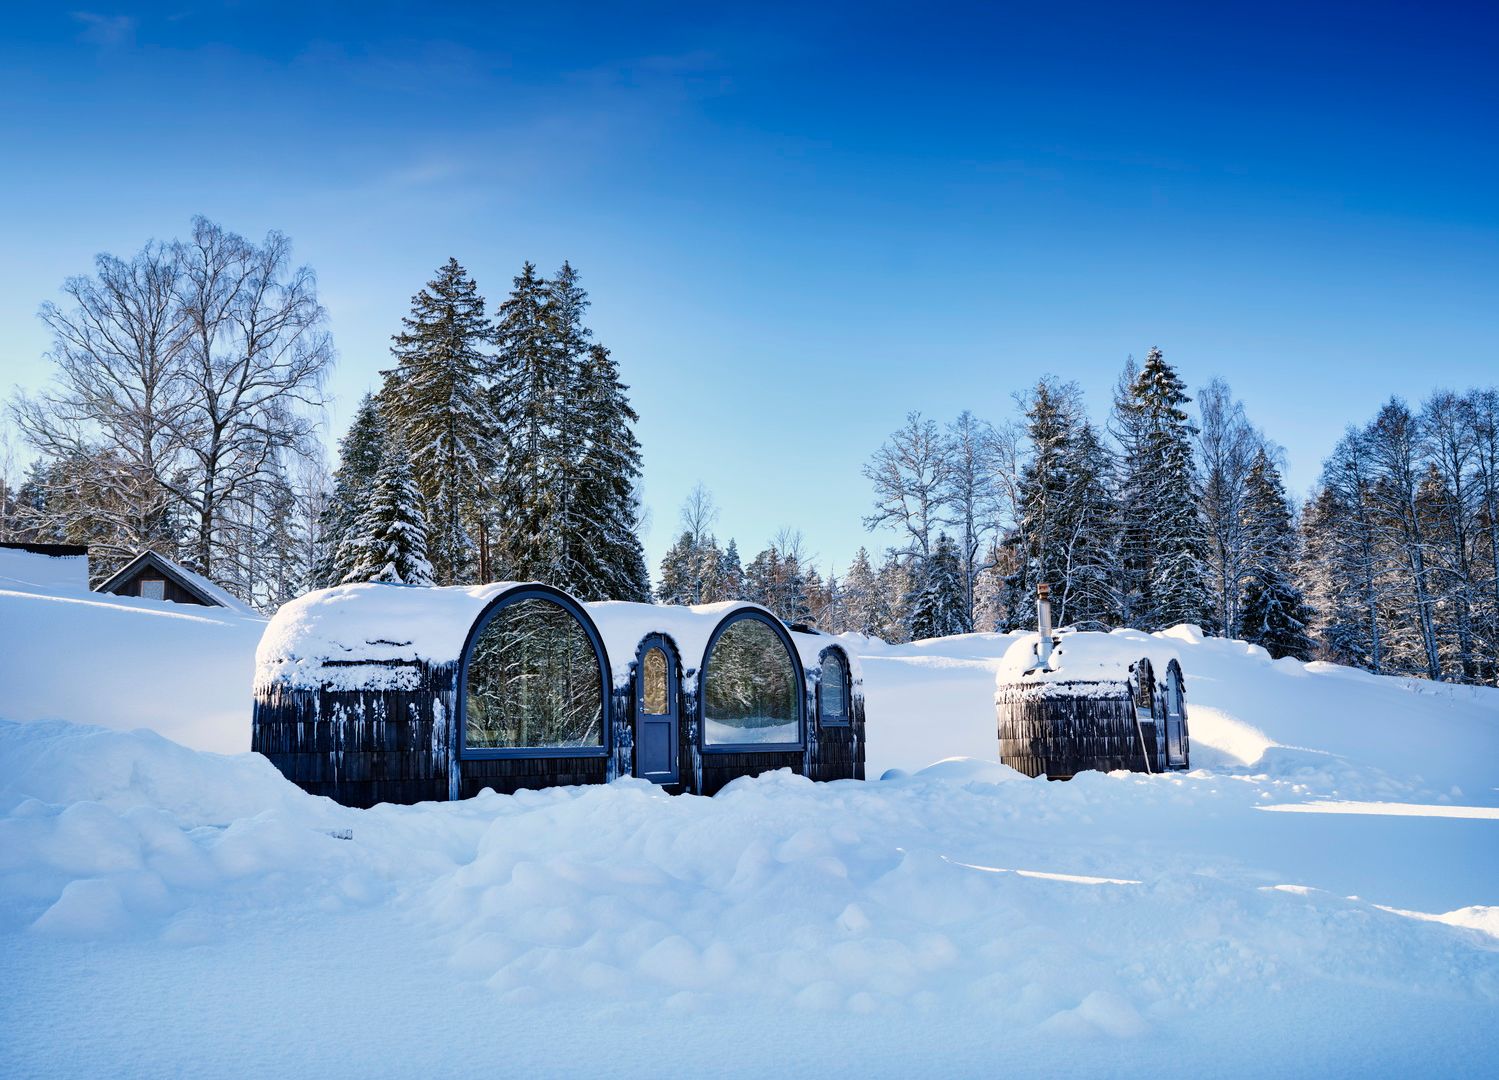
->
1 588 1496 1077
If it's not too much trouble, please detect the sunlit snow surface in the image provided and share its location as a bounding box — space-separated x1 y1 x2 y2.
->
1 603 1498 1077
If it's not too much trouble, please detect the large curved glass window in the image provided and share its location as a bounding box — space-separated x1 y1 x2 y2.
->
819 652 848 726
703 616 799 747
465 597 603 751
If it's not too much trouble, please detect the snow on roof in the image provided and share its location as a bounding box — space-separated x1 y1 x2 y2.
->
586 599 863 689
96 549 259 616
255 581 524 690
0 545 91 596
258 585 866 694
994 626 1195 694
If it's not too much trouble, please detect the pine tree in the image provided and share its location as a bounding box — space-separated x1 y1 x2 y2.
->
906 533 972 640
491 261 559 581
743 547 781 612
340 437 434 586
841 547 879 635
568 342 651 600
380 259 498 586
719 539 745 601
1060 420 1121 628
313 394 386 587
874 552 915 643
490 264 650 600
1114 348 1210 630
658 531 700 605
1237 449 1314 659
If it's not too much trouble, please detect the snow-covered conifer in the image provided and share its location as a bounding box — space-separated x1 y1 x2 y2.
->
380 259 497 585
340 437 434 586
1237 449 1313 659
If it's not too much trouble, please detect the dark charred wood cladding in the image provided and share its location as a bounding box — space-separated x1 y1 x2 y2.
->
996 658 1190 780
252 663 458 809
253 585 868 807
996 682 1148 779
459 754 609 798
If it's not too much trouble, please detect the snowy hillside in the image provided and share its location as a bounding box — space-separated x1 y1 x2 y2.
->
1 613 1497 1077
0 561 264 754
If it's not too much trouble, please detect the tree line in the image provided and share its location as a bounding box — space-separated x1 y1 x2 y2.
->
1 220 650 607
6 219 1495 685
664 349 1497 685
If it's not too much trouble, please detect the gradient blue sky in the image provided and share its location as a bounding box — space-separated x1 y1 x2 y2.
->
2 1 1496 575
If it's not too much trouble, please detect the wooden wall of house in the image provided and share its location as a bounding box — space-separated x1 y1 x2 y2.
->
252 662 457 808
809 689 865 783
110 570 211 607
458 755 610 798
997 680 1155 779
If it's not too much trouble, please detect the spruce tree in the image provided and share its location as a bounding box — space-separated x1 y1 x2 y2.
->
340 437 434 586
491 261 559 581
314 394 386 588
875 552 915 643
1238 449 1314 659
1060 420 1121 628
907 533 972 640
380 259 497 586
1115 348 1210 630
719 539 745 600
658 531 699 605
569 342 651 600
841 547 879 635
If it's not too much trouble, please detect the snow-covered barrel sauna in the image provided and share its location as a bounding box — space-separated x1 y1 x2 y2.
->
994 585 1189 779
252 582 863 807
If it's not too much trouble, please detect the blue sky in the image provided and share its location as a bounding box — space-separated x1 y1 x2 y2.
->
2 2 1496 576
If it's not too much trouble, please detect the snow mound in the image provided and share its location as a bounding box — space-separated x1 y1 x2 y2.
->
0 546 90 594
1 716 1497 1077
0 584 265 753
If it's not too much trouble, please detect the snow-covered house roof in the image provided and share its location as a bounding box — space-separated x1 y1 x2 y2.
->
95 549 258 616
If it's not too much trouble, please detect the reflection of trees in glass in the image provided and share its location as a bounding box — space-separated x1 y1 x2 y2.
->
820 653 847 722
704 618 796 742
642 648 669 714
466 598 602 748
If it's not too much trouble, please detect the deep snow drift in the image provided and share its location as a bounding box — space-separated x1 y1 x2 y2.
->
1 606 1497 1077
0 556 265 754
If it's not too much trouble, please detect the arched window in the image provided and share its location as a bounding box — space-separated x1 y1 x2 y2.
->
641 647 669 715
818 650 849 727
702 613 801 748
463 593 605 753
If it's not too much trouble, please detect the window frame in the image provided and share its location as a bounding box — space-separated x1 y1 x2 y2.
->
816 646 851 728
698 608 806 754
139 577 166 601
457 586 611 761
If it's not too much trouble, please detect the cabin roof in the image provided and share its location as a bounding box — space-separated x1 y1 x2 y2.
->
257 583 865 693
255 580 526 690
96 549 257 615
586 599 863 688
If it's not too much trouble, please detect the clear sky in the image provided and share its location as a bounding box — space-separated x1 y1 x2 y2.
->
2 2 1496 576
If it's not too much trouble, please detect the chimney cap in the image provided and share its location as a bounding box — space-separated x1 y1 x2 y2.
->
1037 582 1050 598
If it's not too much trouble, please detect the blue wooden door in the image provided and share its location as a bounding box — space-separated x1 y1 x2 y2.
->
635 642 679 784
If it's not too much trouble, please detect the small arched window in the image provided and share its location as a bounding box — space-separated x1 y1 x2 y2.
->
641 647 669 715
702 614 801 748
463 594 605 753
819 651 849 727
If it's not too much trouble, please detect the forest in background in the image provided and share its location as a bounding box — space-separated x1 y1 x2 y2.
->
4 218 1496 685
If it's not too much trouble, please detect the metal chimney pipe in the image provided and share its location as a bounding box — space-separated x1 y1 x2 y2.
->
1036 582 1054 670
